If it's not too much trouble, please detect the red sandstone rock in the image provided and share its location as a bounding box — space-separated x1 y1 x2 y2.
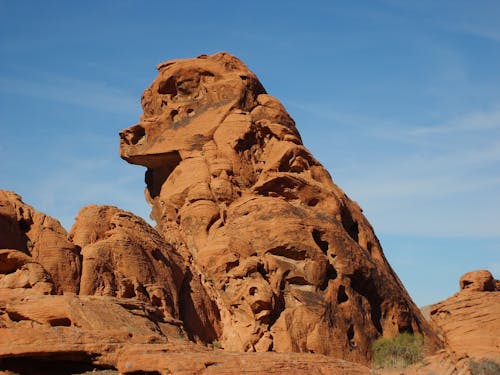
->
0 191 80 294
115 344 372 374
69 205 184 320
430 270 500 361
69 204 222 343
119 52 439 364
459 269 497 292
0 249 53 294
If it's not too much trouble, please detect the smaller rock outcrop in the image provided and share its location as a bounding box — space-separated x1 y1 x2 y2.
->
459 269 497 292
430 270 500 360
70 205 185 320
0 191 81 294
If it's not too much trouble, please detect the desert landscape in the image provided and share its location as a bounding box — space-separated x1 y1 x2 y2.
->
1 52 499 374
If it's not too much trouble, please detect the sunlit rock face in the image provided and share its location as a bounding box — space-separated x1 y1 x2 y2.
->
120 52 439 363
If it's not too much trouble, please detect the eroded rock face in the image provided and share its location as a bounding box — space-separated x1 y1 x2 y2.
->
120 52 438 363
69 205 184 320
459 269 496 292
0 191 81 294
430 270 500 360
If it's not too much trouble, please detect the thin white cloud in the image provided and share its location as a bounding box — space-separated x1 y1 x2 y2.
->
289 100 500 238
0 74 140 115
409 108 500 136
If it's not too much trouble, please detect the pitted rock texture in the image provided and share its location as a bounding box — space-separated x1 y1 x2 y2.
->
69 205 184 320
0 190 80 294
69 204 222 343
430 270 500 360
459 269 497 292
120 52 439 363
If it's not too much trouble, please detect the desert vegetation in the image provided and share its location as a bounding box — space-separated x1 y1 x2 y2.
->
372 332 424 369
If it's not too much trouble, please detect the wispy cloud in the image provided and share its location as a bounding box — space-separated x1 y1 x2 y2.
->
0 74 140 115
409 108 500 136
288 100 500 237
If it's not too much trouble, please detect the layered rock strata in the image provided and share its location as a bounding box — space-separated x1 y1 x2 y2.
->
430 270 500 360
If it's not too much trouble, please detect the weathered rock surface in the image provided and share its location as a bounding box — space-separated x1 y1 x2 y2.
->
0 191 80 294
115 344 372 374
69 204 222 343
69 205 184 320
430 270 500 360
0 52 453 373
119 52 439 364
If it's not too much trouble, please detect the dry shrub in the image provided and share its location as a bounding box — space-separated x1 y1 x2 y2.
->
372 332 424 369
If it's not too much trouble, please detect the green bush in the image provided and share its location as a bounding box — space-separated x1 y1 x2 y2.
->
372 332 424 369
470 359 500 375
212 340 222 349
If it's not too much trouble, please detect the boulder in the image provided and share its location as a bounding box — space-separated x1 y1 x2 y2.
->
459 269 497 292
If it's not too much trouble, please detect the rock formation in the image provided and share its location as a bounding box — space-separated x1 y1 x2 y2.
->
119 52 438 363
0 190 80 294
1 52 451 373
430 270 500 360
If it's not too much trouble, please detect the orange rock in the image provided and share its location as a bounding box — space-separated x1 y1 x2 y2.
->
69 204 221 343
120 52 439 363
0 190 81 294
459 269 497 292
430 270 500 360
115 344 372 374
0 249 54 294
69 205 184 320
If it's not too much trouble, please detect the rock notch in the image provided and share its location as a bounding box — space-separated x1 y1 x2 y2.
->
120 52 438 363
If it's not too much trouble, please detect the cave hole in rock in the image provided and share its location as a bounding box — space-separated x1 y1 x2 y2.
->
7 311 30 322
268 291 285 327
347 324 354 341
347 324 356 347
158 76 177 96
462 280 473 288
144 151 182 199
121 280 136 298
307 198 319 207
170 109 179 121
254 176 301 201
287 276 309 286
151 249 168 264
337 285 349 304
340 207 359 243
312 229 329 253
151 295 162 307
120 125 146 146
18 218 31 232
320 264 338 291
0 356 113 375
349 270 383 334
48 317 72 327
267 245 307 261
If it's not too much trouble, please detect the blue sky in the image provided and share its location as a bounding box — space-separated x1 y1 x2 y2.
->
1 0 499 306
